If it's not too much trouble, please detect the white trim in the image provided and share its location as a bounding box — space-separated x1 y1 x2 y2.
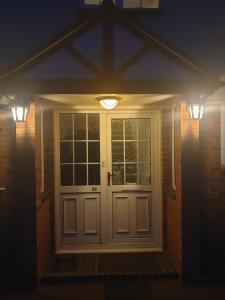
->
56 247 163 254
221 105 225 167
84 0 159 9
172 105 176 190
152 110 163 249
40 105 45 193
54 111 62 250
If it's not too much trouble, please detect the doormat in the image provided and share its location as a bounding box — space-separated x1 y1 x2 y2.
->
104 280 152 300
52 254 78 273
42 253 178 283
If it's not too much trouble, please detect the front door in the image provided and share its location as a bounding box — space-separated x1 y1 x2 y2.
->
55 110 162 251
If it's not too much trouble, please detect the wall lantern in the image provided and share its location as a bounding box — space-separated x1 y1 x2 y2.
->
11 96 29 122
185 95 206 120
0 95 29 122
11 105 28 122
96 95 121 110
187 103 205 120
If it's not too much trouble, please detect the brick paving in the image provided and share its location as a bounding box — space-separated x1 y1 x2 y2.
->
1 280 225 300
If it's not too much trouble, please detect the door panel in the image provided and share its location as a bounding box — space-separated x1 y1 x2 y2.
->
112 192 152 241
84 197 98 234
59 112 101 245
136 194 152 233
113 194 130 234
62 193 101 245
107 114 159 246
63 197 77 234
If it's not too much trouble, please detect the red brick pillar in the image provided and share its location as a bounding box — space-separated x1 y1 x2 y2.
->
0 110 16 289
199 106 225 279
181 102 201 282
13 102 37 290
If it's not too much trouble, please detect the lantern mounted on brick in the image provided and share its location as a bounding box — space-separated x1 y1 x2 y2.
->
186 95 206 120
0 95 29 122
11 96 29 122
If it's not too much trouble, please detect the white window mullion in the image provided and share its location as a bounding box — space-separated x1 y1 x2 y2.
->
221 106 225 167
72 113 75 186
172 105 176 190
123 119 126 185
84 0 159 8
86 114 89 185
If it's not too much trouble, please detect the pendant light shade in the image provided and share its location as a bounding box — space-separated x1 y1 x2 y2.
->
96 96 121 110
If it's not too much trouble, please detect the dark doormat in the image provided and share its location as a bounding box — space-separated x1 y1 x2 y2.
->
53 254 78 273
104 280 151 300
42 253 178 283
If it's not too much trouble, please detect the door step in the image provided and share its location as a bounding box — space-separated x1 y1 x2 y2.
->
41 253 179 283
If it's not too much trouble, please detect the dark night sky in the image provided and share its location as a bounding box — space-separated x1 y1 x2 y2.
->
0 0 225 76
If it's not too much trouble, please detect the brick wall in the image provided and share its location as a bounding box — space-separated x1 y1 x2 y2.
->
0 99 55 288
0 110 15 188
199 106 225 278
0 103 38 291
0 110 16 288
13 102 37 290
180 101 202 282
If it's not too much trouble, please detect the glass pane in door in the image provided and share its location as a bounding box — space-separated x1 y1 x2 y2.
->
59 113 100 186
60 113 73 140
111 118 151 185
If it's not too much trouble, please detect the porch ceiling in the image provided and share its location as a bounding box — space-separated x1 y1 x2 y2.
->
40 94 174 107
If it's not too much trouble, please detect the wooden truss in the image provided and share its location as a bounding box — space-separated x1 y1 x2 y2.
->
0 0 222 94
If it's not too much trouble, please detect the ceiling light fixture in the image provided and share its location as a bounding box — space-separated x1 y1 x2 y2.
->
96 95 121 110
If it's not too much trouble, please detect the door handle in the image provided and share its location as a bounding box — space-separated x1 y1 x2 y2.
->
107 172 112 186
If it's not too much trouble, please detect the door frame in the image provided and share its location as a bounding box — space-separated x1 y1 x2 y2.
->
106 111 162 248
54 108 162 253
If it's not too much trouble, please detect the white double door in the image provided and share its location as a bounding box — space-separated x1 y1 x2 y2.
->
57 111 162 250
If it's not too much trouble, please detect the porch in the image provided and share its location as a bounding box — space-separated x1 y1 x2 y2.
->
0 0 225 292
1 93 224 290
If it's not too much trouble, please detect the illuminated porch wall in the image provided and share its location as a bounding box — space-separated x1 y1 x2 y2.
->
162 102 182 274
0 110 16 288
35 99 55 280
199 106 225 278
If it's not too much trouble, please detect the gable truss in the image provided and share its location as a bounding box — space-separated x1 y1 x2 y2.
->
0 0 221 94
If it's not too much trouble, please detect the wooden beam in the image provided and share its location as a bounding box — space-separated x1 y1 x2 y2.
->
102 6 115 78
115 44 149 76
0 12 102 80
65 45 103 78
0 79 220 94
114 11 219 82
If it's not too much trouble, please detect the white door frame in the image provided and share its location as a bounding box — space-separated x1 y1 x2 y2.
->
54 108 162 253
106 111 162 248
